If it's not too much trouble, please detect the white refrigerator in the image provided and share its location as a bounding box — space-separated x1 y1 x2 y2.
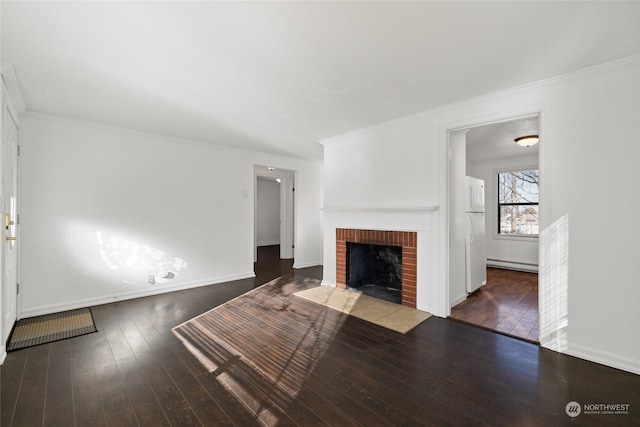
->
465 176 487 293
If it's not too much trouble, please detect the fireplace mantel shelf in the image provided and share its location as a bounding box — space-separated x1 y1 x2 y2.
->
322 206 439 213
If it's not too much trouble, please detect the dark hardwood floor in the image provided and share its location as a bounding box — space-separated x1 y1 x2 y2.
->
2 248 639 426
451 267 539 342
253 245 294 286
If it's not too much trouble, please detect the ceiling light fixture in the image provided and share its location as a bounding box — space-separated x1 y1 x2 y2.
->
514 135 539 147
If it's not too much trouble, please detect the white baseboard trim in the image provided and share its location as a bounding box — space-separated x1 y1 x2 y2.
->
320 280 336 287
450 294 467 307
293 260 322 269
542 341 640 375
0 346 6 365
257 241 280 247
19 272 256 318
540 337 640 375
487 259 538 273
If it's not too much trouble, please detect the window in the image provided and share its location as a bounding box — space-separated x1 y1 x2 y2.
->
498 169 539 236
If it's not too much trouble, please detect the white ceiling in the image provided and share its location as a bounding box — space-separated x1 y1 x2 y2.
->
466 115 539 163
2 2 638 160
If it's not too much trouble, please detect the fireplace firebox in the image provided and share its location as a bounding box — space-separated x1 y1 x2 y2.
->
336 228 417 308
347 242 402 304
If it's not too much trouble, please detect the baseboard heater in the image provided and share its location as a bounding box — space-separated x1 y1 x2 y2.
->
486 258 538 273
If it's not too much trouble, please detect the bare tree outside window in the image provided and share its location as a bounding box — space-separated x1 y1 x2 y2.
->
498 169 539 236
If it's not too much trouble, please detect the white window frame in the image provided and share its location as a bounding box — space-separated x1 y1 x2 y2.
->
494 167 539 240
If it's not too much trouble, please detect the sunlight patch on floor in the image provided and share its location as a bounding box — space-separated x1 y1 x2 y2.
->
171 278 349 424
294 286 431 334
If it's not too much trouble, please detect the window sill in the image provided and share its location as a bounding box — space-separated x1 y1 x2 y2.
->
493 234 538 242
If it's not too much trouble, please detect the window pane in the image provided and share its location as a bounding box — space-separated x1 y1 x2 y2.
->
498 170 539 204
499 205 539 235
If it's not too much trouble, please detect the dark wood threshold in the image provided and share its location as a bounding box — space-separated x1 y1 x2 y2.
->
448 316 539 345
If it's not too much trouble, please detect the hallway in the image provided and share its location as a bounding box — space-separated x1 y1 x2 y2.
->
254 245 294 287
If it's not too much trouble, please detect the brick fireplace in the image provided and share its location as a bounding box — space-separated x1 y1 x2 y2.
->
336 228 417 308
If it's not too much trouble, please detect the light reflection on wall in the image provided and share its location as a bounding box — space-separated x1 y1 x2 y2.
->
96 231 187 285
539 214 569 352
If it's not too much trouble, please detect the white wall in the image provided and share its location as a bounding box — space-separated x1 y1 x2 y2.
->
467 155 539 272
256 179 280 246
18 113 323 316
321 56 640 374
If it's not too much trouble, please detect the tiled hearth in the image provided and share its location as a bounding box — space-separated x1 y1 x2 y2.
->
336 228 417 308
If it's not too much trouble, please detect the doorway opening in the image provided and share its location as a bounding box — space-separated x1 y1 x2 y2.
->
253 165 295 283
447 114 540 343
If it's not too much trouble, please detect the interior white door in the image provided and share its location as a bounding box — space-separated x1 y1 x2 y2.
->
2 90 19 343
279 177 295 259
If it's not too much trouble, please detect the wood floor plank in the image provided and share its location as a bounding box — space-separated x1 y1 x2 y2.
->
137 355 201 426
93 346 138 426
156 347 235 427
291 388 362 427
71 358 106 426
11 345 49 427
196 371 264 427
43 340 74 427
116 356 171 427
0 345 27 426
304 370 396 427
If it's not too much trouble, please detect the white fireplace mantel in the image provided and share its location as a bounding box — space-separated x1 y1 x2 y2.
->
321 205 444 316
